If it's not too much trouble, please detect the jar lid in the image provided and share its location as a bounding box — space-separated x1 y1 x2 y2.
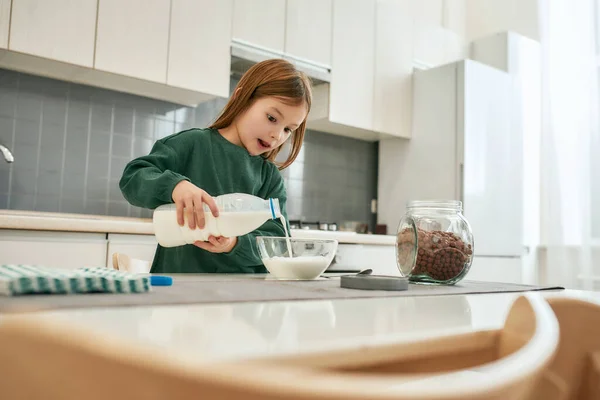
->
407 200 462 211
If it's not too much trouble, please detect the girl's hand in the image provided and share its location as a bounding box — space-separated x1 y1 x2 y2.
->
171 180 219 229
195 236 237 253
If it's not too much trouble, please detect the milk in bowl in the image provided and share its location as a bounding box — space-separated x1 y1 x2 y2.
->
256 237 338 280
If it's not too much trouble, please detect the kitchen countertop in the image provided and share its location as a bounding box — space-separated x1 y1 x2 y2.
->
0 209 155 235
0 278 593 365
0 209 396 245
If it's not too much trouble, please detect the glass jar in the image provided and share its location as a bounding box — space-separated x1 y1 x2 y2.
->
396 200 474 285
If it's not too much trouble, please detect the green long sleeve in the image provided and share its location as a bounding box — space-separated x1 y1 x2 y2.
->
119 128 290 274
119 140 190 209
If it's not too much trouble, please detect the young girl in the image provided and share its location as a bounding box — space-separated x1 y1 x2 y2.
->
119 59 312 274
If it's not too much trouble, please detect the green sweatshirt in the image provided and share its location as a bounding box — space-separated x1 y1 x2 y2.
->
119 128 288 274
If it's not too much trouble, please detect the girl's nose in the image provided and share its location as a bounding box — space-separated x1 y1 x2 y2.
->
270 129 283 140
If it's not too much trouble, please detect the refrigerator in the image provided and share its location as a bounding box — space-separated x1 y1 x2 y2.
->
397 33 541 283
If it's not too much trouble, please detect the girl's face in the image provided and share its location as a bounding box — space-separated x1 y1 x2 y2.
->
235 97 307 156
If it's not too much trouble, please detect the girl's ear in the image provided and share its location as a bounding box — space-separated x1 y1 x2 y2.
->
232 87 242 100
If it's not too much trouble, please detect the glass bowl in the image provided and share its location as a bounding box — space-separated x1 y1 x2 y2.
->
256 237 338 280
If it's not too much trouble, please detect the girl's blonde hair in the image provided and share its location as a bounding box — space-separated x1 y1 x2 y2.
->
209 59 312 170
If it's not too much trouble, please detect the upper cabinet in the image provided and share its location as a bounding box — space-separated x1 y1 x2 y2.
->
285 0 332 66
308 0 413 140
232 0 285 52
373 2 413 137
0 0 232 105
8 0 97 67
95 0 170 83
328 0 375 132
0 0 466 142
232 0 332 68
0 0 10 49
167 0 233 98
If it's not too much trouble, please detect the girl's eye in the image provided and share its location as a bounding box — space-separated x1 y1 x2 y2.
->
267 114 292 134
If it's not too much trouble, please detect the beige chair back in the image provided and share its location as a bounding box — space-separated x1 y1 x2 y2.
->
531 296 600 400
0 294 560 400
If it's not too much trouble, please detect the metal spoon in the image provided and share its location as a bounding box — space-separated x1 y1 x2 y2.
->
321 268 372 279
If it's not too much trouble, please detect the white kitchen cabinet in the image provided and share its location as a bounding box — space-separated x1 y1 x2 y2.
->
8 0 97 67
232 0 285 53
0 0 10 49
380 35 542 282
285 0 332 66
373 3 413 138
466 257 523 284
378 65 465 230
0 230 107 270
308 0 420 140
95 0 170 83
329 0 375 131
459 61 521 258
470 31 542 263
167 0 232 98
412 60 520 258
0 0 234 105
380 60 522 257
330 243 398 276
106 233 157 269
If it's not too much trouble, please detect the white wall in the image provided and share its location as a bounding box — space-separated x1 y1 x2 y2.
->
466 0 541 42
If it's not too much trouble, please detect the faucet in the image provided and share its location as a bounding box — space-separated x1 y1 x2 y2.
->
0 144 14 163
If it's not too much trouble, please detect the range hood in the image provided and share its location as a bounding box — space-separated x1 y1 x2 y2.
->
230 39 394 141
230 39 331 85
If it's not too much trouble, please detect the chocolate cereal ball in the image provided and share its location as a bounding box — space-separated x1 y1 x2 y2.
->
396 228 473 284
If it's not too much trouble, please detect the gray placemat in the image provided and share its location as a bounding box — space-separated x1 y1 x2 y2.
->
0 275 564 313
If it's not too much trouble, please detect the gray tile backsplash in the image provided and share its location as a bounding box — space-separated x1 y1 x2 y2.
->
0 69 377 228
277 133 377 227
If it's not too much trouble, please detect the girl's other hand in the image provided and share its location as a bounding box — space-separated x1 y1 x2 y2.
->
171 181 219 229
194 236 237 253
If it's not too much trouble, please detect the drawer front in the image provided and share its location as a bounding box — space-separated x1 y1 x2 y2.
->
329 243 398 276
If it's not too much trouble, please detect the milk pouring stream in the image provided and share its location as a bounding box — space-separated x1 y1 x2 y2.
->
153 193 292 249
